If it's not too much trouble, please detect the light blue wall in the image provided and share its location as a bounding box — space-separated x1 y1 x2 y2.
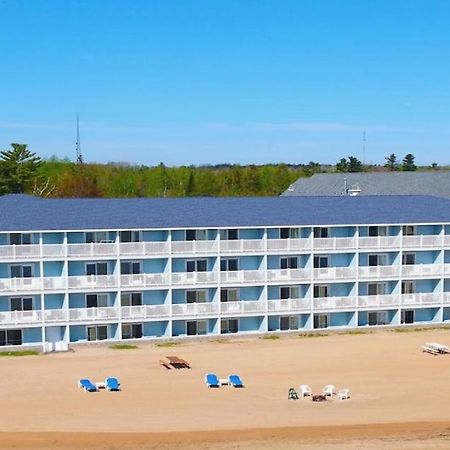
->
172 257 216 272
359 252 398 266
330 312 354 327
415 279 440 293
142 230 168 242
172 320 186 336
43 261 64 277
67 232 84 244
239 228 264 239
414 308 439 322
358 281 398 295
143 321 169 337
329 283 354 297
142 258 167 273
443 308 450 321
329 253 354 267
44 294 65 310
415 251 439 264
239 286 264 301
0 296 40 312
417 225 441 235
239 256 263 270
267 284 309 299
445 251 450 264
0 263 40 278
68 260 115 276
70 325 86 342
240 316 264 332
267 255 309 269
22 328 41 344
358 309 397 326
45 326 65 342
330 227 356 238
42 233 64 244
142 290 168 305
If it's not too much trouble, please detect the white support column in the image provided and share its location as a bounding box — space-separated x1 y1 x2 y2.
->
167 230 173 338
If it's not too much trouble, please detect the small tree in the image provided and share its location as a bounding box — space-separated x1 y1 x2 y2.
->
347 156 363 172
0 143 42 193
402 154 417 171
336 158 349 172
184 170 196 196
384 153 399 171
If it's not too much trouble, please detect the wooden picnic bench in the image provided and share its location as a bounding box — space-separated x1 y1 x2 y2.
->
160 356 191 369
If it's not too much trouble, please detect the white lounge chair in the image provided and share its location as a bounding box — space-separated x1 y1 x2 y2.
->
299 384 312 397
338 388 350 400
322 384 335 397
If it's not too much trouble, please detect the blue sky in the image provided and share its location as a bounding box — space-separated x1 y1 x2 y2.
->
1 0 449 166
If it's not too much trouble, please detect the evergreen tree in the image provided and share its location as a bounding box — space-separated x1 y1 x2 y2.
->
402 154 417 171
347 156 363 172
336 158 349 172
384 153 399 171
184 170 196 196
0 143 42 193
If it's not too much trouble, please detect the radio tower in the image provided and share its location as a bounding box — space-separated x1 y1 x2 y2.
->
76 113 84 164
362 130 366 165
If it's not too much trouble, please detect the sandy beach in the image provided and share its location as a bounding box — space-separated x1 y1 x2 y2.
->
1 328 450 449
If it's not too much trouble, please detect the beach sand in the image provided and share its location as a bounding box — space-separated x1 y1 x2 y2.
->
1 328 450 449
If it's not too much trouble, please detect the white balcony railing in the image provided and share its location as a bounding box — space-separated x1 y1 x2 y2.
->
358 265 401 279
67 275 118 290
266 238 312 252
313 237 357 251
68 306 119 322
219 239 265 253
67 243 117 257
0 309 43 326
171 271 218 285
121 304 170 320
267 298 312 313
313 267 356 280
120 273 170 288
220 270 265 284
220 300 266 315
172 302 219 316
0 277 42 292
401 292 443 306
171 240 218 254
402 235 443 248
266 268 312 283
313 296 357 310
401 264 443 277
358 236 401 249
358 294 401 308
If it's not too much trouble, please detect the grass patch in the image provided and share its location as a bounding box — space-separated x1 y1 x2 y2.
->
213 338 231 344
155 342 179 348
339 330 368 336
260 335 280 340
109 344 139 350
392 326 445 333
298 332 329 338
0 350 39 357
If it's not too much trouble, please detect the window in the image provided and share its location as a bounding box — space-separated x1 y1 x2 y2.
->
220 229 238 240
87 326 108 341
121 261 141 275
9 233 31 245
10 265 32 278
280 316 299 331
187 320 207 336
122 323 143 339
403 225 416 236
221 288 239 302
313 314 328 329
368 311 387 326
402 253 416 265
220 259 239 271
368 226 387 237
10 297 33 311
280 286 300 299
186 259 207 272
86 263 108 276
313 255 329 269
186 290 207 303
280 228 299 239
401 310 414 324
0 329 22 346
121 292 142 306
314 227 329 238
368 254 387 267
280 257 298 269
85 231 108 243
402 281 415 294
186 229 207 241
221 318 239 334
313 285 329 298
367 283 387 296
120 230 140 242
86 294 108 308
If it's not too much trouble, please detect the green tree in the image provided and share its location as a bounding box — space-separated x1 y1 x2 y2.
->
384 153 399 171
0 143 42 193
184 170 196 196
336 158 349 172
347 156 363 172
402 154 417 171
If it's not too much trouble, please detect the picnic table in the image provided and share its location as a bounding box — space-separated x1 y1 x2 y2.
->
422 342 450 355
160 356 191 369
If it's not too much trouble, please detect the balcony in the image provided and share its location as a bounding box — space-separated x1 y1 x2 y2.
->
401 292 443 306
266 268 312 283
267 298 312 313
68 306 119 322
358 294 400 308
170 240 217 254
172 302 219 316
313 296 357 310
120 273 170 288
0 277 43 293
171 271 218 286
401 264 442 277
67 243 117 258
121 304 170 320
313 266 356 281
358 236 401 250
313 237 357 251
402 235 443 248
67 275 118 290
220 300 266 315
220 270 265 284
266 238 312 252
219 239 265 253
358 265 401 279
0 244 42 260
0 310 43 326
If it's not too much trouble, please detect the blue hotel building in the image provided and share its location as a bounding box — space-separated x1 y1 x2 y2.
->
0 194 449 349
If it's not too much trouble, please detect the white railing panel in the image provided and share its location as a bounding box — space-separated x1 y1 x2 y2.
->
171 240 217 254
43 277 67 290
68 307 119 322
402 235 442 248
267 298 312 313
266 268 312 283
67 275 118 290
220 301 266 315
44 309 69 322
120 273 170 288
0 310 43 325
313 237 357 251
358 265 401 279
121 304 170 319
220 270 265 284
67 243 117 257
358 294 400 308
313 267 356 280
313 296 357 310
172 302 219 316
0 277 42 292
401 264 442 277
358 236 401 249
41 244 65 258
171 271 218 285
266 238 312 252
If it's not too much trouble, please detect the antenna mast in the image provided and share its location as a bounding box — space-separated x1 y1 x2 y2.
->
362 130 366 165
76 113 84 164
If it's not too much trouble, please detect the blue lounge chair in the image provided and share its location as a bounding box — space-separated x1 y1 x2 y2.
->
205 373 220 388
228 374 244 388
79 378 98 392
105 377 121 391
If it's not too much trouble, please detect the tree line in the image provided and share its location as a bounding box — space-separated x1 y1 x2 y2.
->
0 143 445 198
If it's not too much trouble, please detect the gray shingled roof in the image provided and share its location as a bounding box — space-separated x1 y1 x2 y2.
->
282 171 450 198
0 194 449 232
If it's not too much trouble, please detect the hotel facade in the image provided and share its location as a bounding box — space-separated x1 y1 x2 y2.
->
0 194 449 350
